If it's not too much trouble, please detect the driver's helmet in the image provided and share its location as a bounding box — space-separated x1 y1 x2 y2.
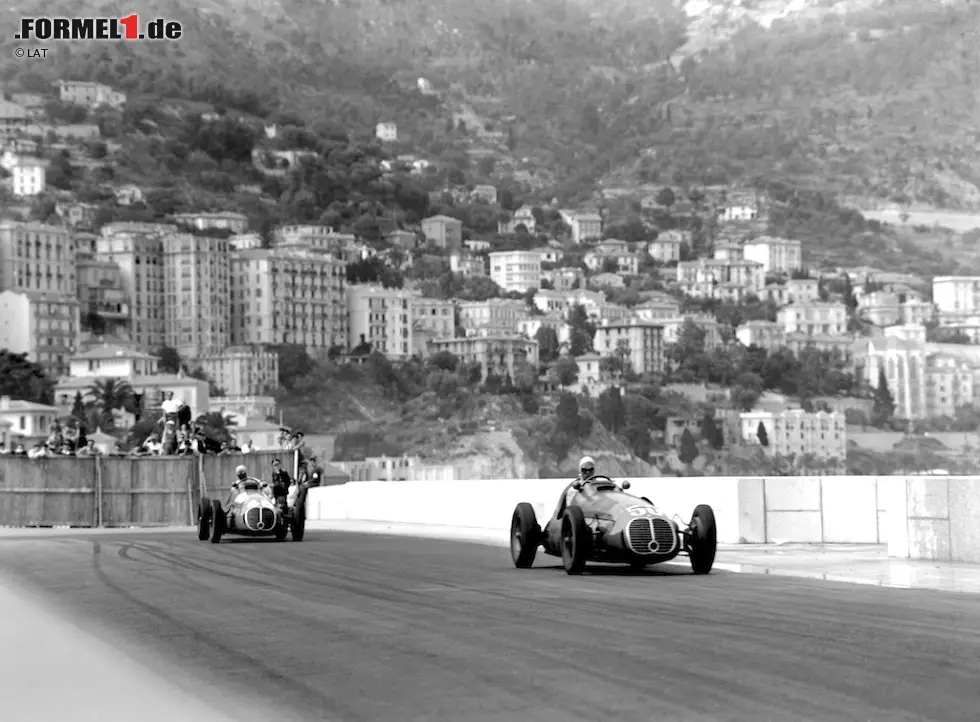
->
578 456 595 480
235 465 248 481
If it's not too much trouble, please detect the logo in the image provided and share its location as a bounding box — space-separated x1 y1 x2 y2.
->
256 521 266 530
16 15 183 41
647 539 660 553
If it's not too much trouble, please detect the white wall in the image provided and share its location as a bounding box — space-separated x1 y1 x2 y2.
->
307 476 895 546
885 475 980 563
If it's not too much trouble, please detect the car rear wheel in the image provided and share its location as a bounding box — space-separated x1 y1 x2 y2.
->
561 506 591 575
510 502 541 568
688 504 717 574
209 499 224 544
197 498 211 541
291 489 307 542
274 512 289 541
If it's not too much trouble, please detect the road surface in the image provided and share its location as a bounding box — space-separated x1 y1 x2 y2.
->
2 529 979 722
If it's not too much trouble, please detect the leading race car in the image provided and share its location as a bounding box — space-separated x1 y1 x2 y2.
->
197 476 307 544
510 475 717 575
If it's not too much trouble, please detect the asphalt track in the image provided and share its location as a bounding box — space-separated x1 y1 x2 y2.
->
3 529 980 722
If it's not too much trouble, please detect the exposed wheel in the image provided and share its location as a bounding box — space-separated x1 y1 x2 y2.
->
274 512 289 541
510 502 541 568
209 499 224 544
197 498 211 541
291 489 307 542
560 506 592 575
688 504 717 575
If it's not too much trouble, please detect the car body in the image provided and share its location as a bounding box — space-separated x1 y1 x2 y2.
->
197 477 307 543
510 475 717 575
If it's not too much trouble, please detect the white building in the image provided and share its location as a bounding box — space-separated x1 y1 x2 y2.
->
200 346 280 397
593 319 665 376
777 302 848 337
12 159 45 197
0 395 58 446
346 284 416 359
0 289 79 380
740 409 846 462
743 236 803 274
932 276 980 319
488 250 542 293
375 122 398 142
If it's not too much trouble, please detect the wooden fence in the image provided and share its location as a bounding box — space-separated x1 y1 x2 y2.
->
0 450 299 528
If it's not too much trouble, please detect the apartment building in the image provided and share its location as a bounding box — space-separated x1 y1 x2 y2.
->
661 313 724 347
593 319 665 375
273 225 357 255
743 236 803 273
0 290 79 379
57 80 126 109
676 258 764 302
449 251 487 277
411 297 455 338
230 247 347 351
346 284 417 359
542 266 584 291
0 220 77 296
200 346 279 396
559 211 602 244
96 223 172 350
172 211 248 234
777 302 847 336
584 240 639 275
736 320 786 350
740 409 846 462
457 299 527 335
12 159 45 197
634 296 682 322
488 250 542 293
421 215 463 250
428 335 539 380
77 255 129 335
932 276 980 320
647 231 685 263
162 233 231 359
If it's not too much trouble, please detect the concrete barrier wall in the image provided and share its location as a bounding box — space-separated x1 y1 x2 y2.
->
885 475 980 563
307 475 894 545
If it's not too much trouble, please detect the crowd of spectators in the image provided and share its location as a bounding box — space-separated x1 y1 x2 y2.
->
1 392 310 462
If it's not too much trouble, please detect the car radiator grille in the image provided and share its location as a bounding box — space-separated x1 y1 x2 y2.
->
626 518 676 555
245 507 276 530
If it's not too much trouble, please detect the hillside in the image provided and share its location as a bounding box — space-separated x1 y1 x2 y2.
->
274 356 658 478
4 0 978 212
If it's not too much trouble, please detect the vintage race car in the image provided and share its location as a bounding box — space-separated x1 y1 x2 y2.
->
509 475 717 575
197 477 307 544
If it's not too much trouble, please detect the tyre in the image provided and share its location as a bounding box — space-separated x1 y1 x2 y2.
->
274 511 289 541
197 498 211 541
209 499 224 544
510 502 541 568
688 504 717 575
560 506 592 575
291 489 306 542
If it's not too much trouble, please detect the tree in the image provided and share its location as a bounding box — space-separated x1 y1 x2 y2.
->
678 427 699 467
567 304 595 357
85 378 136 431
871 368 895 428
597 386 626 433
700 412 722 449
656 187 676 207
194 412 236 446
757 421 769 447
0 351 52 403
156 346 182 374
535 326 560 363
71 392 86 420
275 344 315 388
554 356 579 388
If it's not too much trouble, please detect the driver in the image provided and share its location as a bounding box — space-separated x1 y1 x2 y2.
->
223 465 250 511
545 456 597 533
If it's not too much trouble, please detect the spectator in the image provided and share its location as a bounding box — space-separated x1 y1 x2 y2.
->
270 458 291 509
12 443 27 456
305 455 323 488
241 437 255 453
160 392 183 425
161 420 178 455
27 442 49 459
76 440 101 456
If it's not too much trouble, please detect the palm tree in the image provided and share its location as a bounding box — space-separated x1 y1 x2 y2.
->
85 379 136 431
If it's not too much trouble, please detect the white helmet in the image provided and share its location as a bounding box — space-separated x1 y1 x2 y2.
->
235 465 248 480
579 456 595 478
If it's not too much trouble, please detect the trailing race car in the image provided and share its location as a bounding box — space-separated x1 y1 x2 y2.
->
197 476 307 544
509 475 717 575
